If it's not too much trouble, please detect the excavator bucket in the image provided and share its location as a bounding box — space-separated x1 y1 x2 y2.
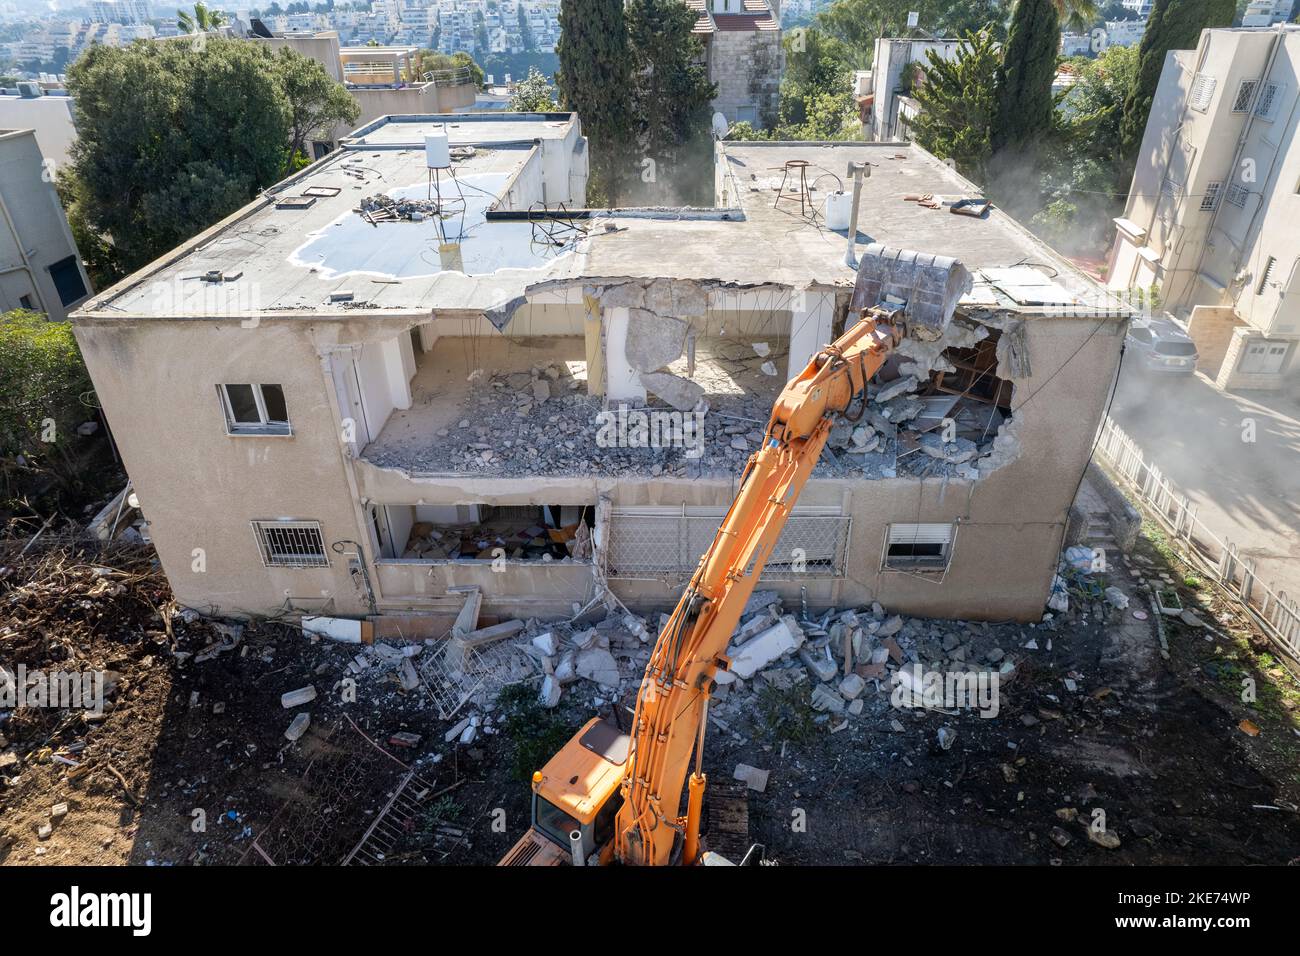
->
848 243 973 339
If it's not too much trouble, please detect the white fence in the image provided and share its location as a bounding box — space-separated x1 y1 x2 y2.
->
1096 415 1300 662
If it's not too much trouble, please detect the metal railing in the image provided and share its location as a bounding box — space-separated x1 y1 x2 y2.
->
1095 415 1300 662
423 66 475 86
604 511 852 581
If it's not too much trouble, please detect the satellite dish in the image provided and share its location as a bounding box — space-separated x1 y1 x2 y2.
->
711 112 730 140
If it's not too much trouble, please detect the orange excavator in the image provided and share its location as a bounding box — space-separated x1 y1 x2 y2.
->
500 245 972 866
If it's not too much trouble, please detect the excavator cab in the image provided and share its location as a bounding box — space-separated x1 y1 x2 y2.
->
498 717 629 866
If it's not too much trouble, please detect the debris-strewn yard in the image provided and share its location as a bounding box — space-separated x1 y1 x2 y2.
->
2 529 1298 866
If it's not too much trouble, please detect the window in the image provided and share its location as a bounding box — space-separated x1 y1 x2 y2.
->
1188 73 1217 112
1255 82 1282 121
883 523 955 571
1231 79 1257 113
251 520 328 567
219 383 290 435
48 255 87 307
18 294 33 310
1258 256 1277 294
1225 183 1249 208
1200 181 1222 211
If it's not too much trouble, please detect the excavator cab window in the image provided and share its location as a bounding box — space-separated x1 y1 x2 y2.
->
592 791 624 846
533 796 580 849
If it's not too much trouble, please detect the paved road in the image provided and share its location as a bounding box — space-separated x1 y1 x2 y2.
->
1108 366 1300 599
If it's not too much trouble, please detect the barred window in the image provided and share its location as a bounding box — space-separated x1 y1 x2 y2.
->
1224 183 1249 209
1200 181 1222 211
1188 73 1216 112
252 520 329 567
1255 82 1282 121
1231 79 1257 113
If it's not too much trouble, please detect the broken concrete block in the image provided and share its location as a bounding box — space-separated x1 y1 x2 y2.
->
838 673 867 700
389 731 421 748
532 378 552 402
532 632 558 656
799 647 839 683
811 683 846 713
576 647 620 689
937 726 957 750
873 375 919 403
444 717 471 743
733 763 770 792
399 658 420 691
280 685 317 708
641 370 705 411
918 433 977 463
726 615 805 680
458 722 478 745
624 309 690 372
539 675 562 708
555 650 577 684
877 615 904 638
285 713 311 742
847 698 865 716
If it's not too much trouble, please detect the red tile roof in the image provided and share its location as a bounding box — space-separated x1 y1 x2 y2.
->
712 12 778 30
685 0 779 34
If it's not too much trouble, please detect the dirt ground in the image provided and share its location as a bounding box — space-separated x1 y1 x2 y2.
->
2 527 1299 867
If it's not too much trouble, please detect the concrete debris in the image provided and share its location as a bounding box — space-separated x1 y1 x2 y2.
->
838 673 866 700
280 686 317 708
284 713 310 742
937 726 957 750
733 763 770 792
640 370 706 411
398 658 420 691
800 646 839 683
532 632 559 657
727 615 805 679
575 647 620 689
811 683 846 713
873 375 920 403
624 310 691 373
539 674 562 708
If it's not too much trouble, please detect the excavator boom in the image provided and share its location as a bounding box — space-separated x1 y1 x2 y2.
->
502 245 971 866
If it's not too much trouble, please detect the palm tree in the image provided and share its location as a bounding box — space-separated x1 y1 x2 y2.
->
1054 0 1101 33
177 2 228 33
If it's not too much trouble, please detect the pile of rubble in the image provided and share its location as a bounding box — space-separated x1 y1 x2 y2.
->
357 193 441 224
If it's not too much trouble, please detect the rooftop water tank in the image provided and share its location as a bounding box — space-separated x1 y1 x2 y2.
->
425 130 450 169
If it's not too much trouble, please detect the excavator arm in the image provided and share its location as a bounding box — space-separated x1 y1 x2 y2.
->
500 245 971 867
614 311 902 865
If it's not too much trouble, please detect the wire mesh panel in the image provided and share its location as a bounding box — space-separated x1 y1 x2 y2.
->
418 638 530 720
606 511 851 581
250 520 329 568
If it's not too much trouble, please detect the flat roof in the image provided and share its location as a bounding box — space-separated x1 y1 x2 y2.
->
74 118 1128 324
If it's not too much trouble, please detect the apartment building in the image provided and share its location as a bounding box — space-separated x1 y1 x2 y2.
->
686 0 783 128
865 37 963 142
70 112 1127 626
0 128 91 320
1107 25 1300 390
1242 0 1295 27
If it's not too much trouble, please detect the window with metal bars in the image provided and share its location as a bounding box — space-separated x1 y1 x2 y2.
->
1188 73 1216 112
1224 183 1249 208
1255 82 1282 120
1200 181 1222 211
1232 79 1257 113
251 520 329 567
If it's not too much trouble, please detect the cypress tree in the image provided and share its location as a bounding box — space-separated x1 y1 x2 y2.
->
556 0 633 204
992 0 1061 155
1119 0 1235 158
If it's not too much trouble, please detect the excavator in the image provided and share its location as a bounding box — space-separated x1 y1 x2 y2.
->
500 244 973 866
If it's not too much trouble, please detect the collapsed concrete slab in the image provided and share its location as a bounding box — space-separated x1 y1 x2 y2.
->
624 309 691 373
727 615 805 679
641 370 706 411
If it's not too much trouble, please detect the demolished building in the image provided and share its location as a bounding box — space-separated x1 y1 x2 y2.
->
69 112 1130 624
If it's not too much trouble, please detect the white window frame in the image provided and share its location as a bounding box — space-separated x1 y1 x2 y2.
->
251 519 329 568
1200 181 1222 211
882 522 956 572
219 383 291 436
1231 79 1258 113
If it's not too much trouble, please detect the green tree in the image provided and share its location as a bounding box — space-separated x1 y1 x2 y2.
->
911 29 1001 181
0 310 94 507
177 1 228 32
414 49 484 88
814 0 1010 64
557 0 632 204
777 28 855 133
992 0 1060 155
625 0 716 204
1119 0 1234 158
510 65 557 111
64 38 354 280
517 4 536 51
277 46 360 166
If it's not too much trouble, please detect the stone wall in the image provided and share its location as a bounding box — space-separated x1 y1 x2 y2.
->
709 30 783 128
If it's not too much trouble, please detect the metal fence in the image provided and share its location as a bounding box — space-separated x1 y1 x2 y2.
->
1095 415 1300 662
604 511 852 581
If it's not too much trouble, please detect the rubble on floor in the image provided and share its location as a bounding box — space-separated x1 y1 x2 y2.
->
402 517 591 562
